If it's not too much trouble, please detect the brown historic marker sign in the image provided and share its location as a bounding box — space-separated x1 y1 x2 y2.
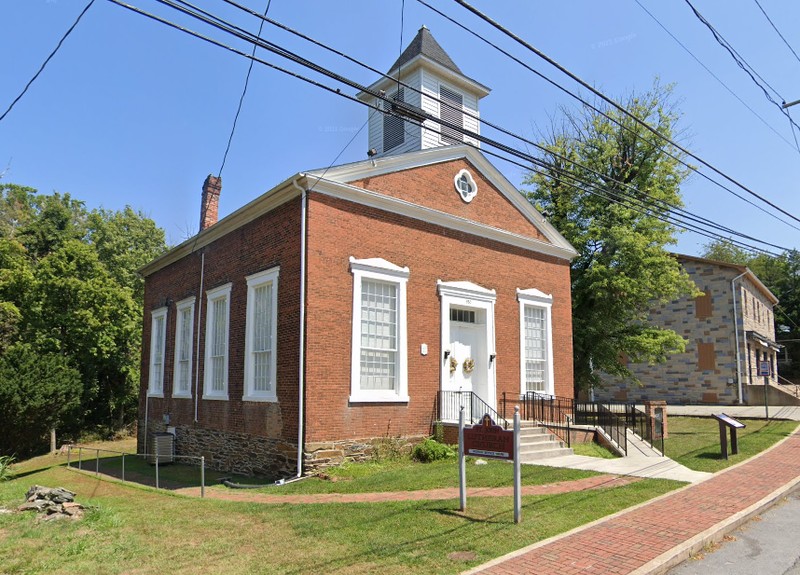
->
462 414 514 461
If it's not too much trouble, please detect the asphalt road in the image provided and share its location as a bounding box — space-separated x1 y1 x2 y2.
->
669 490 800 575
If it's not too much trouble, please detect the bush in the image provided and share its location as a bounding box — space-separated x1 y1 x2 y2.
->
0 455 15 481
412 438 456 463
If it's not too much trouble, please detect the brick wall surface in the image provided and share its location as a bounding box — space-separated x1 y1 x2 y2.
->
139 197 303 460
139 158 575 474
304 168 574 443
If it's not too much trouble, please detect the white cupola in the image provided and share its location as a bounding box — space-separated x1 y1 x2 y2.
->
357 26 490 159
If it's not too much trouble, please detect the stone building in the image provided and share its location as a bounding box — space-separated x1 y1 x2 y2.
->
595 254 780 405
137 28 578 478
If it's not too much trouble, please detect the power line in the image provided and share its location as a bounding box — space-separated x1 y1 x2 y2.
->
218 0 272 178
448 0 800 227
633 0 799 154
106 0 788 255
416 0 800 233
0 0 96 124
752 0 800 67
682 0 800 137
202 0 799 246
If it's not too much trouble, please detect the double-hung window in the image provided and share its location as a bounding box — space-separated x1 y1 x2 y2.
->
204 283 231 400
517 289 554 396
172 297 195 398
350 257 409 403
148 307 167 397
244 268 279 401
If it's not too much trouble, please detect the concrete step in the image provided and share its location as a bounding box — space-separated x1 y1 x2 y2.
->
518 447 575 462
518 427 551 437
519 434 562 447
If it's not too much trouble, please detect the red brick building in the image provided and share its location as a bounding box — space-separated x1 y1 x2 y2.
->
138 28 577 477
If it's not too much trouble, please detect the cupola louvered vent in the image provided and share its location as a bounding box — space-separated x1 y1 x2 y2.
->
383 89 405 152
439 85 464 144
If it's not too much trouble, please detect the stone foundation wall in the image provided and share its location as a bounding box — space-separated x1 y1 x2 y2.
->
138 417 427 476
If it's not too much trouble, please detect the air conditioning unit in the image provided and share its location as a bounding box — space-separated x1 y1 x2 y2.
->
147 432 174 465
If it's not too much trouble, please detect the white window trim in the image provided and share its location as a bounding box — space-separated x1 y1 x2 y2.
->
349 257 410 403
517 288 555 397
203 283 232 400
148 307 167 398
172 296 195 398
243 267 280 402
454 168 478 203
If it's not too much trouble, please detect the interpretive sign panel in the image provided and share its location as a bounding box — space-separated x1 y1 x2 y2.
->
758 361 771 377
462 414 514 461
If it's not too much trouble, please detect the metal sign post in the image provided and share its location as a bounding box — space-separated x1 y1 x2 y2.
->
513 406 521 524
458 406 466 511
459 408 521 523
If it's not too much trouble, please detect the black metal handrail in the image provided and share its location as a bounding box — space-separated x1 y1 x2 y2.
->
501 391 575 426
438 390 507 428
624 404 665 455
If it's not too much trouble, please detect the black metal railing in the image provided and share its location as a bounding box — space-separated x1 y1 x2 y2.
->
519 392 574 425
438 390 507 428
624 404 665 455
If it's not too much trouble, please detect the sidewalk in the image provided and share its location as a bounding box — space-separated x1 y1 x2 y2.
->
463 427 800 575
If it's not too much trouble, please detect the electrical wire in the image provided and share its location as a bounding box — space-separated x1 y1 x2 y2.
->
0 0 96 124
169 0 795 247
218 0 272 178
682 0 800 143
105 0 787 256
633 0 799 153
448 0 800 226
752 0 800 66
416 0 800 233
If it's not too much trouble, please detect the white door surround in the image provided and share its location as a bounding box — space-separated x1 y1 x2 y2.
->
438 280 497 412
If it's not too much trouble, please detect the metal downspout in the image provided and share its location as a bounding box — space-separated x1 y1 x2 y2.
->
194 252 205 422
732 271 747 404
292 178 307 478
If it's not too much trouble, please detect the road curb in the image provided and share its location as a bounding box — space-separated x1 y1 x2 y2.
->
630 475 800 575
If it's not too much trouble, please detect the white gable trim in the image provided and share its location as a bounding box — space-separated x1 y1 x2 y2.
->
309 176 576 261
306 146 576 258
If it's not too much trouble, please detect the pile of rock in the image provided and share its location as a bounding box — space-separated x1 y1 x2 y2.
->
18 485 86 520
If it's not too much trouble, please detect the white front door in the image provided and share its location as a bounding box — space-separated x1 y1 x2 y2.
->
438 281 497 422
449 317 487 397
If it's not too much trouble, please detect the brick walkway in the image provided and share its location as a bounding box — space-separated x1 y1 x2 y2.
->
176 474 639 504
465 430 800 575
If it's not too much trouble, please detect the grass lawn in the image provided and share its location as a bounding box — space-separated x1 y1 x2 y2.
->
665 416 799 473
245 458 601 495
0 464 682 574
571 441 619 459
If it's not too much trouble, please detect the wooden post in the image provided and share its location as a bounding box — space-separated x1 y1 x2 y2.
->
50 428 56 454
718 420 729 460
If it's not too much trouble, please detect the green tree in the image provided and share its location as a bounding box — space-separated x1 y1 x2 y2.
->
0 184 167 438
526 83 699 392
0 343 82 458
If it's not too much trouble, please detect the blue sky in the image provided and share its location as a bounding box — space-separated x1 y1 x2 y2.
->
3 0 800 255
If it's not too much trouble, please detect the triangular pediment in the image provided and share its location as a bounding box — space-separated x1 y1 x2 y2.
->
305 146 577 260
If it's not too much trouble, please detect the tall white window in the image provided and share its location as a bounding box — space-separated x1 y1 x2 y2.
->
517 289 555 396
244 268 279 401
148 307 167 397
204 283 231 400
172 297 195 398
350 257 409 402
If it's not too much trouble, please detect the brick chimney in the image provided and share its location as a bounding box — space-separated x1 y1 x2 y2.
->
199 174 222 231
